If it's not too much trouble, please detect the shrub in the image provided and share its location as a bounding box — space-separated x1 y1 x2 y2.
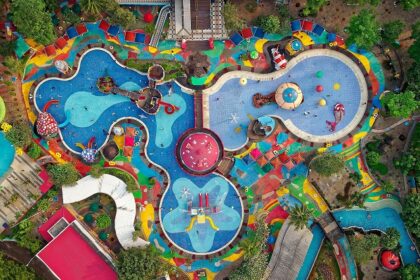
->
311 153 345 176
47 163 80 187
245 2 257 13
37 198 50 212
380 227 400 250
27 143 42 159
96 214 111 229
402 193 420 237
5 121 32 148
349 233 380 264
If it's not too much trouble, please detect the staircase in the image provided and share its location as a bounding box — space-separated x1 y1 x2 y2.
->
149 5 171 47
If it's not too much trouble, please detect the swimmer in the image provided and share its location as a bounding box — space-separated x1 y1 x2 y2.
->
84 106 88 111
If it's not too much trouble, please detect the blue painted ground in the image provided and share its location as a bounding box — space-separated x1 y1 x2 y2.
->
333 208 420 265
208 55 362 150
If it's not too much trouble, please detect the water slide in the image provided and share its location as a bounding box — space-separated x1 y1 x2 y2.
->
149 5 171 47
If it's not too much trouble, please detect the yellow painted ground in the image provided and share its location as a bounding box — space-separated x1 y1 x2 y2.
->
113 135 124 149
161 48 182 55
148 46 158 53
21 81 37 123
350 51 371 72
303 179 328 213
243 60 253 67
255 39 268 53
276 186 289 197
293 32 314 46
140 203 154 239
204 73 215 85
234 142 256 158
223 250 243 262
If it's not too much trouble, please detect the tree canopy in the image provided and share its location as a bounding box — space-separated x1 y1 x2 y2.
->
406 62 420 94
230 213 269 280
382 20 405 44
0 252 36 280
5 121 32 148
400 0 420 10
117 246 171 280
346 9 380 50
402 193 420 237
311 153 345 176
381 91 419 118
96 214 111 229
408 39 420 63
344 0 380 5
222 1 245 32
27 143 42 159
108 7 136 29
255 15 280 34
400 264 420 280
380 227 400 250
14 220 42 253
349 233 380 264
11 0 56 45
47 163 80 187
289 205 314 230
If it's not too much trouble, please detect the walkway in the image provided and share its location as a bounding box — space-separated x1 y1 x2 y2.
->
62 174 150 249
265 219 313 280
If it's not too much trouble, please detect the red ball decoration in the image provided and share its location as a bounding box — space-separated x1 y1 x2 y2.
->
316 85 323 92
143 12 154 23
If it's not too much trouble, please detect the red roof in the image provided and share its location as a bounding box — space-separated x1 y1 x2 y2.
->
302 20 313 32
99 20 110 32
37 223 117 280
38 207 75 242
76 23 87 35
55 37 67 49
125 31 136 42
45 45 56 56
380 250 401 270
241 28 253 39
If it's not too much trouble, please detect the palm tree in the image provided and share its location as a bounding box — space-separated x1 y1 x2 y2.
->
289 205 314 230
80 0 103 16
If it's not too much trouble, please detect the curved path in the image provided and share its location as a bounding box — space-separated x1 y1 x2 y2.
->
62 174 150 249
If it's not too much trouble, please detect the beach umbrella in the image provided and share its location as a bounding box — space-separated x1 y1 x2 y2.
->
275 83 303 110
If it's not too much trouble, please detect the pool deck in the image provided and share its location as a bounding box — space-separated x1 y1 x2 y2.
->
203 48 369 145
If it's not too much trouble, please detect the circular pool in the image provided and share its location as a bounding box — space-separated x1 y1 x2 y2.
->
159 176 243 255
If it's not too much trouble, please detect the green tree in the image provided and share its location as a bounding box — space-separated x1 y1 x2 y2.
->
289 205 314 230
256 15 280 34
11 0 56 45
381 91 419 118
402 193 420 237
305 0 327 15
0 40 17 57
409 39 420 63
406 62 420 94
349 172 362 184
27 143 42 159
366 151 380 168
239 211 269 261
117 246 171 280
381 181 395 193
108 7 135 29
37 198 50 212
5 121 32 148
222 1 245 32
44 0 59 12
96 213 111 229
394 147 420 175
344 0 380 5
380 227 400 250
62 7 81 25
230 252 269 280
15 220 42 253
90 164 104 178
382 20 405 44
412 21 420 40
400 0 420 10
346 9 380 50
47 163 80 187
80 0 103 16
3 55 28 76
400 264 420 280
311 153 345 176
349 233 380 264
0 252 37 280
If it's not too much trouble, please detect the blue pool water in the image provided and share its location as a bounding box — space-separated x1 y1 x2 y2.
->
162 177 242 253
0 132 15 178
34 48 243 254
333 208 420 265
208 54 363 150
296 224 325 280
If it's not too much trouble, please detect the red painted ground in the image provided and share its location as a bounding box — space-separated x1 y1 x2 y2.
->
179 132 220 172
38 225 117 280
38 169 53 193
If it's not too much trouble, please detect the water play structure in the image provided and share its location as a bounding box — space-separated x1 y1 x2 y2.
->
36 99 60 138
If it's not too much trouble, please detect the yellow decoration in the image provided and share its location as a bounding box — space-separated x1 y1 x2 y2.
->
109 161 116 166
319 98 326 106
1 122 12 132
333 83 341 91
16 147 23 155
55 152 61 158
239 77 247 86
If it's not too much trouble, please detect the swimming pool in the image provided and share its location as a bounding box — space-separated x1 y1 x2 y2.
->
205 49 368 150
333 207 420 265
0 132 15 178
